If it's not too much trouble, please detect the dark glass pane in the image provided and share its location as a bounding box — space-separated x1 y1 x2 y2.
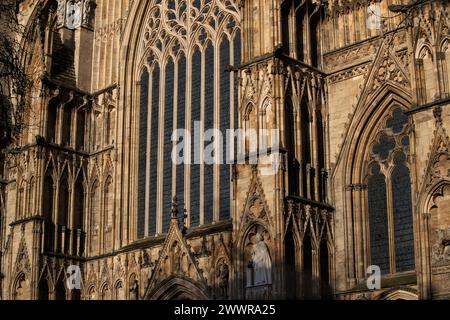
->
149 65 160 235
163 60 175 232
137 69 149 238
386 108 408 134
233 31 241 160
368 164 390 274
372 133 395 160
76 110 85 150
176 55 187 226
401 135 410 147
392 152 415 272
190 49 201 227
220 37 231 220
73 175 84 230
204 44 214 224
61 105 71 146
46 99 58 143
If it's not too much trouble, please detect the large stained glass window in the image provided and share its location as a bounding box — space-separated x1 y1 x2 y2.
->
137 0 241 237
367 107 415 274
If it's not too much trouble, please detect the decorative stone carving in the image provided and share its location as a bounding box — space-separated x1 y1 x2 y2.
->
216 259 230 299
432 228 450 265
250 233 272 286
56 0 96 30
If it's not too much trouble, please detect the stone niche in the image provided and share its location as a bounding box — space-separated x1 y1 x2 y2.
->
430 185 450 298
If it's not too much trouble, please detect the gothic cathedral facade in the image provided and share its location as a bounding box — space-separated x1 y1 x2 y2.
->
1 0 450 300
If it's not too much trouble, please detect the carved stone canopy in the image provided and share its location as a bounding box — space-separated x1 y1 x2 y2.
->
57 0 96 30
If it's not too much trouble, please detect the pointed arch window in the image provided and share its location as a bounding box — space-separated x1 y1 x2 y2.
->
135 0 241 237
366 107 415 274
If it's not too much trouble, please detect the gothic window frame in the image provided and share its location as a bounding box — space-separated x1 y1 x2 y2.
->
363 106 415 275
132 0 241 239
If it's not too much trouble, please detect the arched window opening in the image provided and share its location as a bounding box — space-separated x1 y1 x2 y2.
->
295 3 306 61
105 106 115 146
76 108 86 150
440 40 450 97
71 289 81 300
55 280 66 300
103 177 114 253
101 284 111 300
90 180 100 255
114 281 125 300
17 181 26 220
61 103 72 147
43 169 54 252
28 177 36 216
12 273 28 300
310 9 320 67
93 111 102 150
135 1 241 236
58 171 70 253
300 97 311 198
46 99 58 143
149 63 160 234
281 0 292 55
392 152 414 272
190 48 201 227
38 280 49 300
73 174 84 230
137 68 149 239
285 228 298 299
368 164 390 274
316 110 326 202
320 240 331 299
302 233 313 299
163 58 175 232
285 97 299 196
367 107 414 275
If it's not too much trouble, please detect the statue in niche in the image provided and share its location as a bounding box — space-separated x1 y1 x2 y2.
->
173 245 181 273
129 278 139 300
216 261 229 298
250 233 272 286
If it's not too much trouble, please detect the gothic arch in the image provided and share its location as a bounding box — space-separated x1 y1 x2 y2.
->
337 86 414 280
340 87 412 187
147 276 209 300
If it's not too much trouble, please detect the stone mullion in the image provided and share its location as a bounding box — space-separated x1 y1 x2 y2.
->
67 178 75 255
311 92 320 201
199 49 206 226
213 41 220 224
185 51 193 230
156 63 166 235
144 72 152 237
172 61 179 205
386 173 396 274
85 189 92 257
436 52 447 99
274 65 286 299
311 236 321 298
344 184 356 286
361 184 370 274
352 184 364 280
420 212 432 299
56 104 63 145
53 175 59 253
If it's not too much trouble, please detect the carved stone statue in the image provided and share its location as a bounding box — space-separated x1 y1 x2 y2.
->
251 233 272 286
216 261 229 298
129 279 139 300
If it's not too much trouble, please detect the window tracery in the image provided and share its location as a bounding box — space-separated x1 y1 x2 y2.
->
137 0 241 237
366 107 415 274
